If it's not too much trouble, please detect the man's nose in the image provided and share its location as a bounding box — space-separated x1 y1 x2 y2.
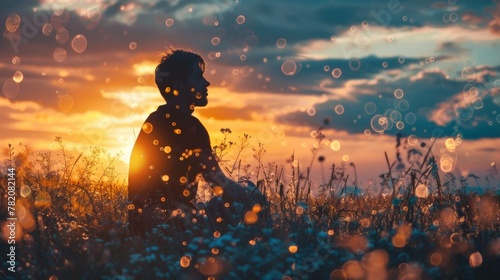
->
204 78 210 87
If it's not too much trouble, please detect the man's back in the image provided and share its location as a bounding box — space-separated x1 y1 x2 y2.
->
128 104 216 234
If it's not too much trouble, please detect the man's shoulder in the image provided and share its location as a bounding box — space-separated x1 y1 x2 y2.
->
145 105 170 122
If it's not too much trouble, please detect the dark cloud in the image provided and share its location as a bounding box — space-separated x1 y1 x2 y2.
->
437 41 468 55
279 68 500 140
209 54 425 96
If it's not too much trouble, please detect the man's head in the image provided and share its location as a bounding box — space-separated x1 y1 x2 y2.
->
155 49 210 107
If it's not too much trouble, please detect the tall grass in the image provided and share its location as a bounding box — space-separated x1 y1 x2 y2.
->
0 133 499 279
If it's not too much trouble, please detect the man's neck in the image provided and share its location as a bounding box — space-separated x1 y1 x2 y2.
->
162 102 194 115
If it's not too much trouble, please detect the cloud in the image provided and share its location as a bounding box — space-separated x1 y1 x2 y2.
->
2 0 499 130
437 41 468 55
278 66 500 140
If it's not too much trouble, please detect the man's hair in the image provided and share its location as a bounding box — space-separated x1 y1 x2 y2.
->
155 49 205 101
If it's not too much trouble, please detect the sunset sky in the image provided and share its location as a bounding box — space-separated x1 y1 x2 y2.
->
1 0 499 190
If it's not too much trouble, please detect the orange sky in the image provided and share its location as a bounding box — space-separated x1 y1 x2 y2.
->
1 0 499 192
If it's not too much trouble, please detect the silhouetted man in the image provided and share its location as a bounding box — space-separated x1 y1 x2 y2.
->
128 49 268 235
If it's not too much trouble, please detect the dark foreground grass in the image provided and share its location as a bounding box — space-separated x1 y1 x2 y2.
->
1 136 499 280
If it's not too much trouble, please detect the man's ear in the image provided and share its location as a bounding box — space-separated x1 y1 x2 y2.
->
172 81 185 92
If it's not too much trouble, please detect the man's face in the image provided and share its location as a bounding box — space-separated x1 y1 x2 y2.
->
183 63 210 107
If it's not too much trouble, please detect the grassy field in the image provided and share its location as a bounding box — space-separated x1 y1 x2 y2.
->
1 134 499 279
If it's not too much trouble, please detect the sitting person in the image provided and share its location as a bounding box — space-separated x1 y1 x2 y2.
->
128 49 268 236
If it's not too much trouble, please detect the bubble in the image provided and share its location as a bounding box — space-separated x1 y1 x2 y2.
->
263 57 268 63
307 107 316 116
449 12 458 22
2 79 20 98
415 184 429 198
407 135 418 146
382 62 388 68
288 245 298 253
244 211 258 225
392 234 407 248
53 48 67 62
129 42 137 50
388 110 401 122
398 99 410 111
165 18 174 27
364 102 377 115
71 35 88 53
5 13 21 32
471 98 483 110
398 57 405 64
35 191 52 208
332 68 342 78
41 23 53 36
142 122 153 134
454 101 473 121
276 38 287 49
394 88 404 99
469 252 482 268
430 253 442 266
343 261 364 279
52 1 65 16
281 60 297 76
330 35 336 41
12 71 24 83
56 28 69 44
20 185 32 197
440 154 455 173
242 201 259 215
324 65 330 72
404 113 416 125
363 249 389 270
83 6 102 28
371 114 389 133
236 15 245 24
463 85 479 101
364 129 371 136
58 95 74 113
11 57 20 65
449 232 462 244
211 37 220 46
244 35 259 48
444 138 456 152
334 105 345 115
387 36 393 43
330 140 341 151
350 26 356 32
461 67 475 82
362 21 369 27
180 256 191 267
349 59 361 71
